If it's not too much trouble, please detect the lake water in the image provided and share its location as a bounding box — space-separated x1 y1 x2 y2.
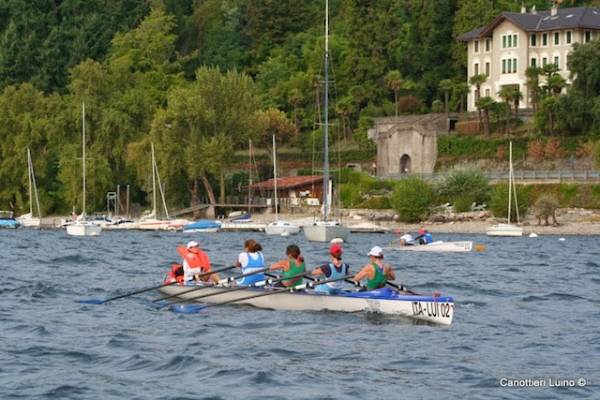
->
0 229 598 399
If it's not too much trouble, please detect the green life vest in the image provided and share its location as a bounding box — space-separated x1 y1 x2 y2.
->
282 258 305 286
366 262 387 290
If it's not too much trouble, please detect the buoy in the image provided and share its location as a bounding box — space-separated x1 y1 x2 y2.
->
559 237 566 241
330 238 344 244
529 233 538 238
474 244 486 252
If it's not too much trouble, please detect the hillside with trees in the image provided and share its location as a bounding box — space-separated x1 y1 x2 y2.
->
0 0 599 215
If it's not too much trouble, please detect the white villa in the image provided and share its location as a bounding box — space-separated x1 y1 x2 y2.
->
458 5 600 111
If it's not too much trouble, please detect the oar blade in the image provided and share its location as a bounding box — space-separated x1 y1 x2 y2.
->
76 298 105 305
170 303 206 314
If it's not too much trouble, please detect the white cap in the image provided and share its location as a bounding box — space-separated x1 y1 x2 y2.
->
367 246 384 258
186 240 199 249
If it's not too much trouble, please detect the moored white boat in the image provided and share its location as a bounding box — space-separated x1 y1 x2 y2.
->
158 285 454 325
387 240 473 252
66 220 102 236
265 220 301 236
17 148 42 228
304 220 350 242
486 223 523 237
16 212 40 228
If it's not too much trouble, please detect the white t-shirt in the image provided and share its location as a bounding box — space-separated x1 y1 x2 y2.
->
400 234 415 245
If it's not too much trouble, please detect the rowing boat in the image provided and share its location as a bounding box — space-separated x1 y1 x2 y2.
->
386 241 473 253
157 285 454 325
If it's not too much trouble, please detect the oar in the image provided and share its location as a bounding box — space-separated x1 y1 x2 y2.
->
159 270 308 310
384 280 419 295
267 271 364 290
76 264 236 305
172 273 358 313
152 267 269 303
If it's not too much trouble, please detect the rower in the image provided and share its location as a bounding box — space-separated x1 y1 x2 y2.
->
311 244 349 294
270 244 305 287
235 239 265 286
176 241 219 284
399 233 415 246
353 246 395 290
414 228 433 244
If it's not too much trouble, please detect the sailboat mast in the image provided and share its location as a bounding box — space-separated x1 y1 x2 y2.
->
322 0 330 222
248 139 253 212
151 142 157 216
507 141 512 224
273 135 279 221
82 102 86 216
27 148 33 215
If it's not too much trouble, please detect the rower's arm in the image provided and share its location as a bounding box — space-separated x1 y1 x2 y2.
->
311 267 324 276
353 265 373 282
385 265 396 280
270 259 288 271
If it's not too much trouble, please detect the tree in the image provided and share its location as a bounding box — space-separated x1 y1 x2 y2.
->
385 70 404 116
256 107 298 162
475 96 495 135
452 81 470 114
526 66 543 113
470 73 487 130
438 79 454 116
391 177 433 222
546 73 567 97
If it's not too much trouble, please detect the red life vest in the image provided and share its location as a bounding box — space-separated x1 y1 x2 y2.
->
165 263 185 285
176 246 211 277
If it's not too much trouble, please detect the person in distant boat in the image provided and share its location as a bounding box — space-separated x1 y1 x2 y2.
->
353 246 395 290
414 228 433 245
311 244 349 294
398 233 415 246
177 241 219 284
269 244 306 287
235 239 265 286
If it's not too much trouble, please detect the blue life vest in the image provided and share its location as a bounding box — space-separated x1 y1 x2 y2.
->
237 251 265 286
424 232 433 244
315 262 349 294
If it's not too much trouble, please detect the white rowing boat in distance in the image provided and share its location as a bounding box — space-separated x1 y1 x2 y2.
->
387 241 473 253
158 285 454 325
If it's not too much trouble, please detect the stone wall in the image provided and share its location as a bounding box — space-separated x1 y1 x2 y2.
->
368 114 449 177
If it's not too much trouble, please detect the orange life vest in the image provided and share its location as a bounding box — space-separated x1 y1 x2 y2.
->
165 263 185 285
176 246 211 277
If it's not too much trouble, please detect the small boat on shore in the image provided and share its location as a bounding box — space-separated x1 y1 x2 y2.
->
0 211 19 229
183 219 221 233
387 241 473 253
158 285 454 325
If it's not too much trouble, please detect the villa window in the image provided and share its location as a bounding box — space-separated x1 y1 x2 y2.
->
508 35 512 47
485 62 490 76
542 57 548 67
554 32 560 45
513 34 518 47
485 39 491 52
507 59 512 73
474 63 479 75
513 58 517 73
566 31 572 44
554 56 559 68
530 34 537 46
585 31 591 43
474 40 479 53
531 58 537 67
502 35 507 48
542 33 548 46
502 59 506 74
485 89 490 97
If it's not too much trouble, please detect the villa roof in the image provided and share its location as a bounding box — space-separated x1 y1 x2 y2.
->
248 175 323 191
457 7 600 41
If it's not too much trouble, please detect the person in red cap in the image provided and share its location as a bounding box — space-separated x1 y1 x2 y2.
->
310 244 350 294
414 228 433 245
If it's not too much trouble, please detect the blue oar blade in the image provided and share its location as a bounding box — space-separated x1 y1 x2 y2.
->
170 304 206 314
76 299 105 305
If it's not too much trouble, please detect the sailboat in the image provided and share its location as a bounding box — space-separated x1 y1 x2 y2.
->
265 135 300 236
139 143 177 230
303 0 350 243
17 148 42 228
487 141 523 237
67 103 102 236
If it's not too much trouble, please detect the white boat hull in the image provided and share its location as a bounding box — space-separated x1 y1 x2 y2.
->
183 228 220 233
486 224 523 237
16 214 41 228
387 241 473 253
159 285 454 325
264 221 301 236
66 222 102 236
303 223 350 242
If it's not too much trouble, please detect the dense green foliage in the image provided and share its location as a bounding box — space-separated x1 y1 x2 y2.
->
390 177 434 222
488 183 530 220
436 168 490 212
1 0 600 213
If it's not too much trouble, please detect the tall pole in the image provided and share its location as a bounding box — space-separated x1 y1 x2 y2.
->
322 0 330 222
507 141 512 224
151 142 157 216
82 102 86 216
27 148 33 215
126 184 130 217
273 135 279 220
248 139 253 212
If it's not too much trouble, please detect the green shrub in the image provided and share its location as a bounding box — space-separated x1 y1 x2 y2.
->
390 177 433 222
595 142 600 168
357 196 392 209
489 184 530 220
559 184 578 203
339 183 363 207
436 168 490 207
